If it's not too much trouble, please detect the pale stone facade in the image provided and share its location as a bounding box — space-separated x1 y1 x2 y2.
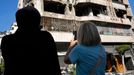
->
17 0 134 74
18 0 134 43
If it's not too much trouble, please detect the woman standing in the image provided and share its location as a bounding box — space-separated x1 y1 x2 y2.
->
64 22 106 75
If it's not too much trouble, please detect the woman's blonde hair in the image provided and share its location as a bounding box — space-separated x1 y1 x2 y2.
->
77 22 101 46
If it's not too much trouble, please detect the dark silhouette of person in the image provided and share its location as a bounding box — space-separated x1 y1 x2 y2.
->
1 6 61 75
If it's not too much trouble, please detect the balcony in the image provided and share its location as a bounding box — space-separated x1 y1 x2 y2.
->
75 0 126 10
112 2 126 10
43 11 131 25
49 31 74 42
43 11 76 20
100 35 134 43
76 15 131 25
48 31 134 43
75 0 106 6
44 0 67 4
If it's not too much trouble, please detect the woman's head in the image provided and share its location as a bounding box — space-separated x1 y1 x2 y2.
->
77 22 101 46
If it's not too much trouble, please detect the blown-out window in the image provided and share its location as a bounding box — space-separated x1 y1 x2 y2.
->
44 1 66 14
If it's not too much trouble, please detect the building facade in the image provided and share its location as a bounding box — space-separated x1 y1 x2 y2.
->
18 0 134 74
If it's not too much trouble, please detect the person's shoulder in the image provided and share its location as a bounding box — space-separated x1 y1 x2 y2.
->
1 34 14 43
99 44 105 50
74 44 83 51
2 34 14 40
40 31 51 35
39 31 53 39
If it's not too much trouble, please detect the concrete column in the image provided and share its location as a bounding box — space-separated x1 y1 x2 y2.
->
72 5 75 16
65 4 71 15
65 4 75 16
89 9 93 16
34 0 44 16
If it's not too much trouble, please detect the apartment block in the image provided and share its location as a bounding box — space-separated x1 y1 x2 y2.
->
18 0 134 74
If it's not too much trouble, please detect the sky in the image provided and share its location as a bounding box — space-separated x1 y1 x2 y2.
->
0 0 134 32
0 0 18 32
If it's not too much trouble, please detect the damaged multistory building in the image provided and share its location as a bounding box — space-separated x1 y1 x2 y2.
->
18 0 134 74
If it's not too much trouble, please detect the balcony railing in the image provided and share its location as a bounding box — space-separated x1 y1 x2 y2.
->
76 15 131 25
48 31 134 43
43 11 131 25
49 31 74 42
44 0 126 10
76 0 106 5
44 0 66 4
75 0 126 10
100 35 134 43
43 11 75 20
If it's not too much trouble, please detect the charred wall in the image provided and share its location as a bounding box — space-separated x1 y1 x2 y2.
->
41 17 80 32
